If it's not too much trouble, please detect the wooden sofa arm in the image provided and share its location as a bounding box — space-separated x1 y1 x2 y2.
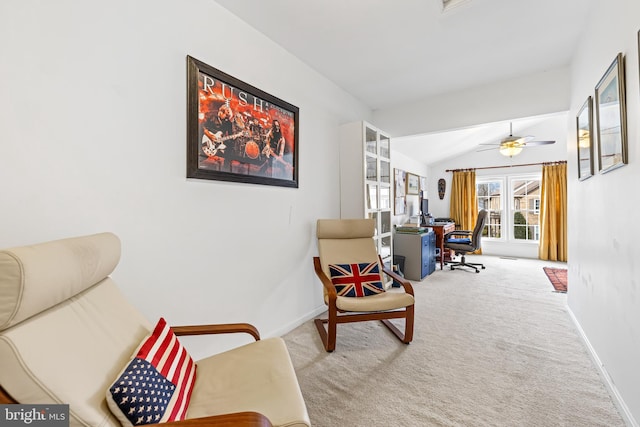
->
163 411 272 427
171 323 260 341
312 256 337 299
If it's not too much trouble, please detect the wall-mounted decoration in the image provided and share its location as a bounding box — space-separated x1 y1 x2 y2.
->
576 96 594 181
406 173 419 195
407 172 420 195
186 56 299 188
438 178 446 200
595 52 627 174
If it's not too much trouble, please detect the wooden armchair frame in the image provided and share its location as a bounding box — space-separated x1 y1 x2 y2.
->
313 255 414 352
0 323 273 427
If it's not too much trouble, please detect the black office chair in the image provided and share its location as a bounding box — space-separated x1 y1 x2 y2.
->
443 210 488 273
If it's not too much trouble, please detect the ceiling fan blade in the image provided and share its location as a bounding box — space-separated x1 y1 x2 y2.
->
478 143 501 146
501 135 527 144
476 147 499 152
524 140 556 146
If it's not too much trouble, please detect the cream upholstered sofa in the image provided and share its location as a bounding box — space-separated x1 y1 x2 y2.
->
0 232 310 427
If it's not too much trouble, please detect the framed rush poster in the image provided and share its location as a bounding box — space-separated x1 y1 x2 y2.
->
186 56 299 188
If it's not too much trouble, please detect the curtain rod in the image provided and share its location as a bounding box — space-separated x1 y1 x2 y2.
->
446 160 566 173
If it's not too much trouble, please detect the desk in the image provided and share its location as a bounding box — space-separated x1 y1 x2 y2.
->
429 222 455 269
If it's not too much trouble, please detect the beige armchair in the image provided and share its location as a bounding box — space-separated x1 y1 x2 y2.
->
0 233 309 427
313 219 415 352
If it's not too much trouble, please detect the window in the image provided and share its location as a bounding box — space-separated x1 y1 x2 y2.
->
476 174 541 242
477 180 502 238
511 178 540 241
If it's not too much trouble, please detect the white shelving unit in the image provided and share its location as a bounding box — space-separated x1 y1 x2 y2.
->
339 121 393 267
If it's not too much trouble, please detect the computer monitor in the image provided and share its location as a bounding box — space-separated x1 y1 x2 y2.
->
420 198 430 226
421 198 429 215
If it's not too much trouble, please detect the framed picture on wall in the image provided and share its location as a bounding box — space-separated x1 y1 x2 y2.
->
186 55 299 187
594 53 627 174
406 173 419 195
576 96 594 181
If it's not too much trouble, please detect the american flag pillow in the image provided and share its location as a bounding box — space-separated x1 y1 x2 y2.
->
328 262 385 297
107 318 196 426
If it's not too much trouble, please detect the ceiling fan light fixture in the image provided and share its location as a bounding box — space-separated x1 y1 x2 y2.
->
499 141 524 157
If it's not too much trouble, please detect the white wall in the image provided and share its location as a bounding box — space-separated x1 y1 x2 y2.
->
0 0 370 358
568 0 640 424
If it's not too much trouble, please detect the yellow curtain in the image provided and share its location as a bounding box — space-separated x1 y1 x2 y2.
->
538 162 567 261
449 169 478 231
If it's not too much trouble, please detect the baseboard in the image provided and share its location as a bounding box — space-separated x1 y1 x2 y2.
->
267 305 327 339
567 305 638 427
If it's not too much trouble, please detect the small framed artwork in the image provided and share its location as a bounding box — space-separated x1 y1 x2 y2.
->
576 96 594 181
419 176 427 193
186 56 299 187
594 53 627 174
406 173 419 195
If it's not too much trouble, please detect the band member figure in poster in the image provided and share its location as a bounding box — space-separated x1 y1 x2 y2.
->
201 103 248 171
259 119 288 176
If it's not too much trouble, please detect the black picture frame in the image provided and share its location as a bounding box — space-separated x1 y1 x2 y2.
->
186 56 299 188
576 96 594 181
594 53 627 174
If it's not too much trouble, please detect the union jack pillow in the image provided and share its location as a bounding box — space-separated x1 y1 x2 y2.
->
106 318 197 426
328 262 385 297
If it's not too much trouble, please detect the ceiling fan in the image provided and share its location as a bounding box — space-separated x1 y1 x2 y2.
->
478 122 555 157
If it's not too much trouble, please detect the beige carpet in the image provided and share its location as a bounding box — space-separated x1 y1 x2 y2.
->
283 255 625 427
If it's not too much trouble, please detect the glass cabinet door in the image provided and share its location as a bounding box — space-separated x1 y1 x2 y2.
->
368 211 379 236
380 235 392 260
379 187 390 210
343 121 393 265
366 154 378 181
380 210 391 234
365 126 377 155
379 133 390 159
380 159 390 184
367 183 378 210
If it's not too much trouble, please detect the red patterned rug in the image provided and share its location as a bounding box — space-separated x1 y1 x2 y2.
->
543 267 567 293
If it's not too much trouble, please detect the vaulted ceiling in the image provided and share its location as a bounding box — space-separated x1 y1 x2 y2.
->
214 0 593 164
